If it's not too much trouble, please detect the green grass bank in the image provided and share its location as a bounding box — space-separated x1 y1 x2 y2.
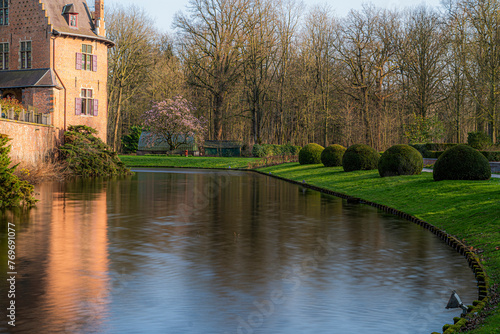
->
119 155 260 169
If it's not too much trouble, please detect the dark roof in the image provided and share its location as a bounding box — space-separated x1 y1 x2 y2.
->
62 4 77 14
0 69 59 89
204 140 242 148
137 132 198 151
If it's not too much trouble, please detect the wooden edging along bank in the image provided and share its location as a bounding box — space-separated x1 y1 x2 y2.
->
251 169 490 334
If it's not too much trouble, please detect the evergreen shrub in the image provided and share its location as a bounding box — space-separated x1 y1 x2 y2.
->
378 144 423 177
321 144 346 167
0 134 37 208
59 125 131 177
252 143 301 157
433 144 491 181
342 144 379 172
121 126 142 153
299 143 324 164
468 131 492 150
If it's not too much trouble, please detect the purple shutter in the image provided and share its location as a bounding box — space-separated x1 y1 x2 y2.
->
92 55 97 72
76 53 82 70
93 99 98 116
75 98 82 115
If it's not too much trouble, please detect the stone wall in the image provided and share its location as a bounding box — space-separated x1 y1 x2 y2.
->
0 118 60 165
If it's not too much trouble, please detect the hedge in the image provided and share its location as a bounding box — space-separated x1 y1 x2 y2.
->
252 144 301 157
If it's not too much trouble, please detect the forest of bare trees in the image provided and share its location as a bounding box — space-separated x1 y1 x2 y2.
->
106 0 500 151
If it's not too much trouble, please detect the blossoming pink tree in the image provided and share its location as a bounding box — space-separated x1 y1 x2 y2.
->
142 97 206 152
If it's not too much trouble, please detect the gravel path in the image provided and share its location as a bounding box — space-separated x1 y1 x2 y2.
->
422 168 500 178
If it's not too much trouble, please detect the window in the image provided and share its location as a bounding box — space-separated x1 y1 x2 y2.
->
20 41 32 69
82 44 92 71
69 14 77 27
0 43 8 70
0 0 8 26
75 89 98 116
76 44 97 72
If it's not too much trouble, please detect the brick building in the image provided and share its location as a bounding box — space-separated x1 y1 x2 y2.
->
0 0 113 145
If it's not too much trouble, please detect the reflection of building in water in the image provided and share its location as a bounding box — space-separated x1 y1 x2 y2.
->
35 182 110 331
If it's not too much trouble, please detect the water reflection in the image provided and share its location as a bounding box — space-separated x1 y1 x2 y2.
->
0 169 477 334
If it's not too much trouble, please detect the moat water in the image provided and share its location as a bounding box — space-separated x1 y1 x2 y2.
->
0 169 477 333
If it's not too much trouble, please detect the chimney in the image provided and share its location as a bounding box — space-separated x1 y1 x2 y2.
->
94 0 105 36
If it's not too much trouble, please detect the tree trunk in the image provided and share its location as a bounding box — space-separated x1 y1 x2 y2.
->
112 87 123 151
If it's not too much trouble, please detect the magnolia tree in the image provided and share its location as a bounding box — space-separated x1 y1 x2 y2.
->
142 97 206 151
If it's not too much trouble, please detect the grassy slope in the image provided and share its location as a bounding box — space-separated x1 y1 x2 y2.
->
259 163 500 333
119 155 259 169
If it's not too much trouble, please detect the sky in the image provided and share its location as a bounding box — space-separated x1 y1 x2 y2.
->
105 0 443 34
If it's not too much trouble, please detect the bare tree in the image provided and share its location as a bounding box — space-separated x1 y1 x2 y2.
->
397 6 449 119
175 0 251 140
107 5 157 150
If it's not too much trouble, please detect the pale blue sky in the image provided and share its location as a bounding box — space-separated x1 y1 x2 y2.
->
105 0 443 34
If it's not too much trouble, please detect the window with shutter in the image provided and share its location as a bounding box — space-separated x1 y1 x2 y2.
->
93 99 98 116
92 55 97 72
76 53 82 70
75 98 82 115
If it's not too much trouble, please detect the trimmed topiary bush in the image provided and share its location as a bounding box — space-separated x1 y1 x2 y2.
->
321 144 346 167
433 144 491 181
299 143 324 165
342 144 380 172
378 144 423 177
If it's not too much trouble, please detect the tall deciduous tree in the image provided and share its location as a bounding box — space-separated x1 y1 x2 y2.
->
175 0 251 140
107 5 157 150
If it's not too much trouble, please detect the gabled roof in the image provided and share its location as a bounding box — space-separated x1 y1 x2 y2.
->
0 69 59 89
44 0 95 37
43 0 114 46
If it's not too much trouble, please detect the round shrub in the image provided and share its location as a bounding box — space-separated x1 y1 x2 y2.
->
342 144 380 172
378 144 423 177
299 143 324 165
433 144 491 181
321 144 346 167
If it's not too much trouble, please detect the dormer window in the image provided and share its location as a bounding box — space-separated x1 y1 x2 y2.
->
62 4 78 28
70 14 77 27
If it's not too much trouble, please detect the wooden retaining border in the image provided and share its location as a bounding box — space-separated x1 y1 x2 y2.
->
252 169 490 334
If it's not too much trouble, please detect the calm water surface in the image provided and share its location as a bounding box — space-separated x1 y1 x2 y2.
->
0 169 477 333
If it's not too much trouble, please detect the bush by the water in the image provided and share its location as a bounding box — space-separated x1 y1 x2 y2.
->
378 144 423 177
121 126 142 153
433 144 491 181
252 143 301 157
342 144 380 172
299 143 324 164
59 125 131 177
0 134 37 208
321 144 346 167
468 131 492 150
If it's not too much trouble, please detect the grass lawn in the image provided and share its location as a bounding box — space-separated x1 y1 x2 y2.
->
258 163 500 333
119 155 260 169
